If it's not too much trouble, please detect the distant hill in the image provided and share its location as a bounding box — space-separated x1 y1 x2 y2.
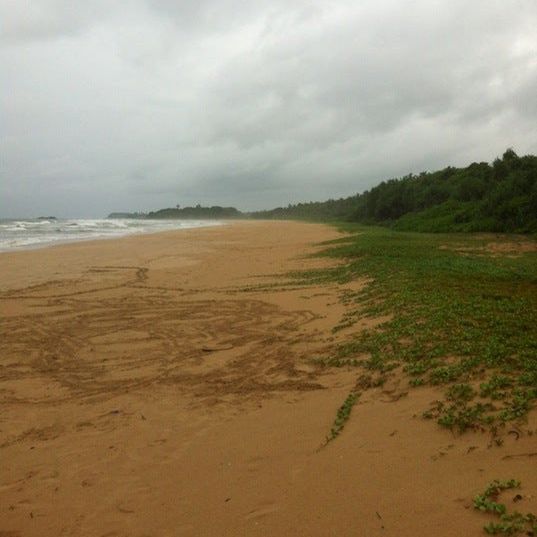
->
108 212 146 219
109 206 243 220
251 149 537 233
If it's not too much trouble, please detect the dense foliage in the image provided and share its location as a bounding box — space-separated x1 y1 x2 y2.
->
252 149 537 233
250 195 360 221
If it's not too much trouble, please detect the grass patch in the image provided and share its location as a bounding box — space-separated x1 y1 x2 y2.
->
299 225 537 434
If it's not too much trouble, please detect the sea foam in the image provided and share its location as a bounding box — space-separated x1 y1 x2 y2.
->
0 218 222 251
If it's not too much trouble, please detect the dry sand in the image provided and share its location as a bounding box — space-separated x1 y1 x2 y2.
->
0 221 535 537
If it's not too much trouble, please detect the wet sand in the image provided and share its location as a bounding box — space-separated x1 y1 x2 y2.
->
0 221 535 536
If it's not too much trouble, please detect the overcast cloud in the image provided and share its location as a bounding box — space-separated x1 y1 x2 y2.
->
2 0 537 217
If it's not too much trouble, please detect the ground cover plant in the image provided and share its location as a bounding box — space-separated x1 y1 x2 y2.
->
324 391 360 444
294 225 537 437
473 479 537 535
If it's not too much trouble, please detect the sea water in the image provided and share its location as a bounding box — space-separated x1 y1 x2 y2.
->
0 218 222 252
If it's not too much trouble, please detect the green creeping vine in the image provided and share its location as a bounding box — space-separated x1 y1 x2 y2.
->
294 225 537 435
325 391 360 444
473 480 537 535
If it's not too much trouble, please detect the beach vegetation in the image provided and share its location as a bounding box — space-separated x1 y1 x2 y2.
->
324 391 360 444
473 479 536 535
294 225 537 435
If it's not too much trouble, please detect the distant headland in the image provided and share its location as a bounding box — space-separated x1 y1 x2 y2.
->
108 205 242 220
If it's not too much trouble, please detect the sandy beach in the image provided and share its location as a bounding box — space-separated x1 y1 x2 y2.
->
1 221 535 537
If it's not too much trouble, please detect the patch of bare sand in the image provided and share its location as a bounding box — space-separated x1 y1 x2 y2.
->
441 236 537 257
0 221 535 536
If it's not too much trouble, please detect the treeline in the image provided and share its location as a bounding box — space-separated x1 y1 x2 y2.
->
147 205 242 219
109 149 536 233
109 205 242 220
252 149 537 233
250 195 359 221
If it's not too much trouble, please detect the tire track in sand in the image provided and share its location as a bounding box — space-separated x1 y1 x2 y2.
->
1 265 330 406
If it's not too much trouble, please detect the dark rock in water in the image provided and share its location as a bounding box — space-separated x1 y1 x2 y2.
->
37 216 57 220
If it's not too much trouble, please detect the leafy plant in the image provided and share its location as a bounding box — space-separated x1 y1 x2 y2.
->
325 391 360 443
473 480 536 535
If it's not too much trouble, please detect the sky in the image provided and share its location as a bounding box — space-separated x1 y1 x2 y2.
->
2 1 537 218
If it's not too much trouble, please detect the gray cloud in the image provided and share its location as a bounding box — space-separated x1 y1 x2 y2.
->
1 0 537 217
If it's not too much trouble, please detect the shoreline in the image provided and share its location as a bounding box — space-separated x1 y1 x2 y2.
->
0 218 227 254
1 221 534 536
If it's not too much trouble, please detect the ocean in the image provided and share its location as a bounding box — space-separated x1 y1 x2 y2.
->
0 218 223 252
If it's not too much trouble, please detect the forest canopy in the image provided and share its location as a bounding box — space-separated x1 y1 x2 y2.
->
251 149 537 233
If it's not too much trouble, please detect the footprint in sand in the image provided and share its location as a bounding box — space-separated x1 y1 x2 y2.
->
290 464 306 481
245 502 280 521
245 455 267 473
